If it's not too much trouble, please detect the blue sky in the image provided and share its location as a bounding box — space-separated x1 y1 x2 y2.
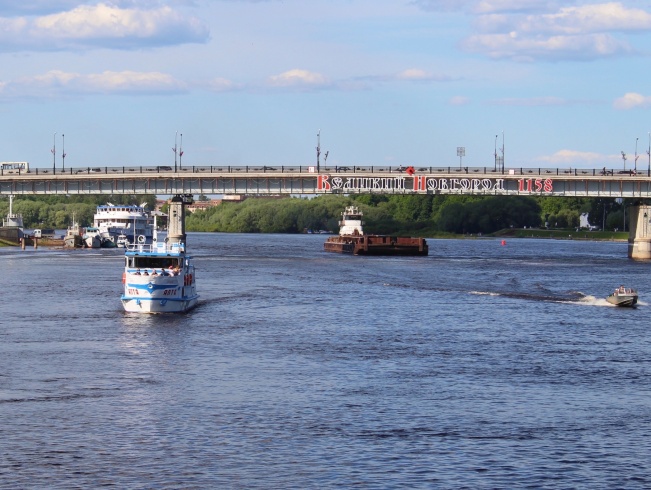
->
1 0 650 171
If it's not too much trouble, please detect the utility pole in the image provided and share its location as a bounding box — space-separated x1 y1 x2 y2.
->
316 130 321 173
52 132 56 173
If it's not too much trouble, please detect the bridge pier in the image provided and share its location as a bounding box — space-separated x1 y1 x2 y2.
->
628 205 651 259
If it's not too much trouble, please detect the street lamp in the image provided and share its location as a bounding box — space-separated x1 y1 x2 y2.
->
647 132 650 177
316 130 321 173
494 135 498 171
179 133 183 168
621 151 627 170
635 137 639 173
52 132 56 173
173 131 178 172
457 146 465 170
62 134 66 172
500 131 505 172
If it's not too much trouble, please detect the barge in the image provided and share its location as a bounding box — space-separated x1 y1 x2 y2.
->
324 206 428 256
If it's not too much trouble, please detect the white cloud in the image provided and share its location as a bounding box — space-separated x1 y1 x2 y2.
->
267 69 332 90
490 96 575 106
613 92 651 110
0 2 209 51
516 3 651 35
419 1 651 61
464 30 632 61
449 95 470 105
0 70 186 98
412 0 564 14
536 149 612 165
395 68 453 82
207 77 242 93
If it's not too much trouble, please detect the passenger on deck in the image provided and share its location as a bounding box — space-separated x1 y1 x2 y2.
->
143 270 149 276
135 269 141 275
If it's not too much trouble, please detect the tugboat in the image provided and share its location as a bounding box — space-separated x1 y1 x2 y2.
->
64 219 84 248
121 194 199 313
606 285 638 308
324 206 428 256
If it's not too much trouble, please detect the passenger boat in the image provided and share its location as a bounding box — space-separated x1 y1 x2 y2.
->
94 203 155 247
606 286 638 307
121 195 198 314
324 206 428 256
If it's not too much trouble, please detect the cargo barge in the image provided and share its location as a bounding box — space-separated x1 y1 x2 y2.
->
324 206 428 256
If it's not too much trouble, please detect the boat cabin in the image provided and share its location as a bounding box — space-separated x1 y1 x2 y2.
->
125 255 184 271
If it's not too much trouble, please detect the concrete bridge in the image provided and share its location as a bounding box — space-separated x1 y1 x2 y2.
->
2 164 651 259
2 164 651 198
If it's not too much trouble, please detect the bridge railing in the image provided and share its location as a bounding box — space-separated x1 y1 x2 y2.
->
1 165 648 177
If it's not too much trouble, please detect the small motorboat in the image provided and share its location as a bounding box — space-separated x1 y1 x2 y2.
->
606 286 638 307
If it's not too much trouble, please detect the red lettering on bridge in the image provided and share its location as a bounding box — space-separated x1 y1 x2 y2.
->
518 178 553 194
317 175 330 191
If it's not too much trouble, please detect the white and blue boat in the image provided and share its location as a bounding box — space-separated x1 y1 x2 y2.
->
121 195 198 313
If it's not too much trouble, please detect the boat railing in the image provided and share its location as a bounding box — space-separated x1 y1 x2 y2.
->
125 241 185 254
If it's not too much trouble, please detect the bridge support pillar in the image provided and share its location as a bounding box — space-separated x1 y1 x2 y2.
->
628 205 651 259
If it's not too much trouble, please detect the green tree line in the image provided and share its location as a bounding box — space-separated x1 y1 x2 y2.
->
185 194 634 235
0 193 633 234
0 195 156 229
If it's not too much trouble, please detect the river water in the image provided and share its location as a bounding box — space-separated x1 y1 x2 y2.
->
1 234 650 489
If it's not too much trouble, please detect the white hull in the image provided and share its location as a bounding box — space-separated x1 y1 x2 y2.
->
84 235 101 248
121 242 198 314
122 295 199 313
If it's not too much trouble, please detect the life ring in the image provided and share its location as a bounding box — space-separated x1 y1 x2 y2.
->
122 272 126 284
137 235 146 244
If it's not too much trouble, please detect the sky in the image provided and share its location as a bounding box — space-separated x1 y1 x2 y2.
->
1 0 650 171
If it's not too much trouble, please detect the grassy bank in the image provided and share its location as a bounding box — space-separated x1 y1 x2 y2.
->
492 228 628 241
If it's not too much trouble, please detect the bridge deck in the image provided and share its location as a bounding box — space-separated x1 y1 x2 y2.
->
1 165 650 197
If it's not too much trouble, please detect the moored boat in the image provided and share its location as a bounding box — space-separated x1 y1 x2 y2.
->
94 203 155 246
606 286 638 307
82 226 102 248
121 194 198 314
324 206 428 256
2 195 24 229
64 223 84 248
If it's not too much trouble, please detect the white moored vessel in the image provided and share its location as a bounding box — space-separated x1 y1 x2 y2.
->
94 203 155 247
121 195 198 314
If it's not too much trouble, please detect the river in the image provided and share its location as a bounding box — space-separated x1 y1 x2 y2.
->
1 234 650 488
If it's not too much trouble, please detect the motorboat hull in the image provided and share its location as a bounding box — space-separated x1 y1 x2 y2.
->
606 293 638 307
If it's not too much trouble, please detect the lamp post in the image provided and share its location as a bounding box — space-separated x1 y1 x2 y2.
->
647 132 650 177
621 151 627 170
62 134 66 172
179 133 183 168
635 137 639 173
173 131 178 172
500 131 505 172
52 132 56 173
494 135 498 171
316 130 321 173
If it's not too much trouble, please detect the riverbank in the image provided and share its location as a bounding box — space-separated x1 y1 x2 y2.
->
491 228 628 241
